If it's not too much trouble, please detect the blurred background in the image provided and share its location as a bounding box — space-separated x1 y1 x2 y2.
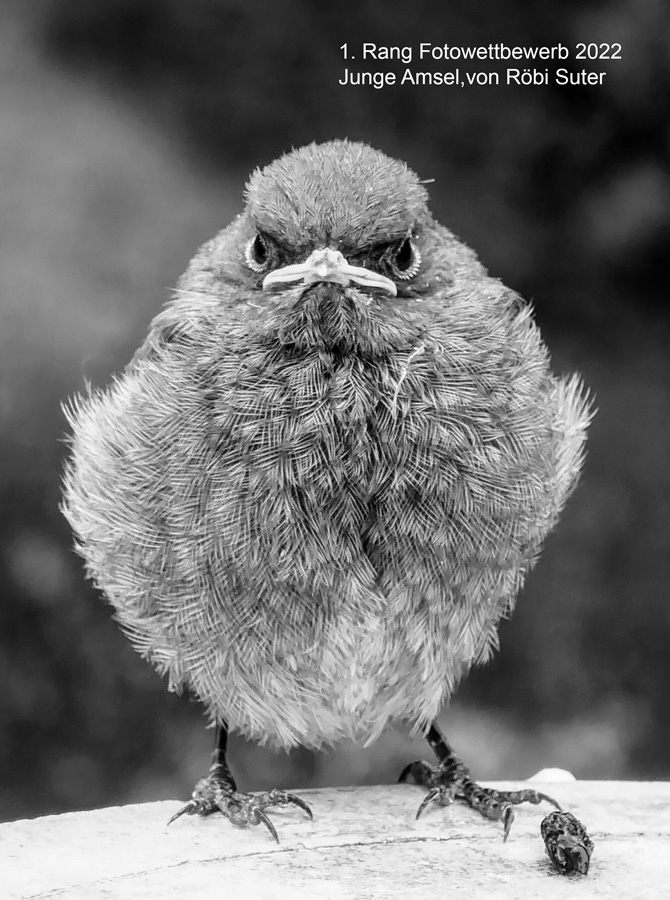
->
2 0 669 823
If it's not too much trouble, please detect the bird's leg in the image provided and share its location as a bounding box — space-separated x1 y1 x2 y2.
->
167 721 312 842
399 722 561 841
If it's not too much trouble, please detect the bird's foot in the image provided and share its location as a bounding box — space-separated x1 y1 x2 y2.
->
399 757 561 841
167 769 312 842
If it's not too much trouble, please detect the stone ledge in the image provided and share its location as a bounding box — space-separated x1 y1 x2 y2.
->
2 781 669 899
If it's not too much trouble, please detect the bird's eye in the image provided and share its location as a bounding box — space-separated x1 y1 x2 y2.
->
390 237 421 280
244 234 270 273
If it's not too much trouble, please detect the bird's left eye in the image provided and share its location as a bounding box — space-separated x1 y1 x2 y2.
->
390 237 421 280
244 234 271 273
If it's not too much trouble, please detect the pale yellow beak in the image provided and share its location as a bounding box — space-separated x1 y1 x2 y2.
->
262 248 397 296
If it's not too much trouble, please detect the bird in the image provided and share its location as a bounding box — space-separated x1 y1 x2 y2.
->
62 139 592 843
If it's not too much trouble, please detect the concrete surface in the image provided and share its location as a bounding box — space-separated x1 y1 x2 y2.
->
2 780 669 899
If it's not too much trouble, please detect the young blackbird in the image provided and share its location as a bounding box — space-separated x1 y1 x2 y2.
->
62 140 592 842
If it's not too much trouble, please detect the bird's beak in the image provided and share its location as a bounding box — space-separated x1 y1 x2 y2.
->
262 248 397 297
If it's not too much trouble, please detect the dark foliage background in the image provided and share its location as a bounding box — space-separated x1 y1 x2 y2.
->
2 0 668 822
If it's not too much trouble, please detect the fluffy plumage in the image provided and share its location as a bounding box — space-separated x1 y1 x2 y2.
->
62 139 592 751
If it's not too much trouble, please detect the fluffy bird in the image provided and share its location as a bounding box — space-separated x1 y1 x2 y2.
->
62 140 592 841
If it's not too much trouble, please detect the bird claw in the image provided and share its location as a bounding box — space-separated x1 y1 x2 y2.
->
225 789 313 844
401 758 560 841
255 807 279 843
502 804 516 842
223 788 314 843
167 774 224 825
264 788 314 821
168 778 312 844
167 799 202 825
415 785 453 820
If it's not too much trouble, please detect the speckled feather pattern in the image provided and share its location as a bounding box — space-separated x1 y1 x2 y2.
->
62 140 592 750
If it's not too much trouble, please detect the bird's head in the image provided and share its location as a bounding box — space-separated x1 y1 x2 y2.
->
179 140 480 355
242 140 430 299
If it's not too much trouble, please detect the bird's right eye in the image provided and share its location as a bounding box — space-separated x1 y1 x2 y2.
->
244 234 270 273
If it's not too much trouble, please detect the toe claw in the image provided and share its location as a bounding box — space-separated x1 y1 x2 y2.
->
415 786 443 820
502 804 515 842
264 788 313 820
286 792 313 820
167 801 197 826
256 808 279 843
538 792 562 812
